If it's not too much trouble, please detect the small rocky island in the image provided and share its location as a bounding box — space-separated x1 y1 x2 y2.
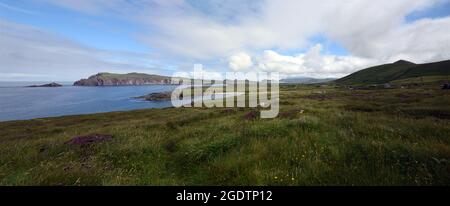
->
134 92 174 101
74 72 181 86
27 82 62 87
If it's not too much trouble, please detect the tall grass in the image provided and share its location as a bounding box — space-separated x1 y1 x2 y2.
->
0 84 449 185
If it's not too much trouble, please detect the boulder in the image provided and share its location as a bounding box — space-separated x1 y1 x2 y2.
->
442 83 450 90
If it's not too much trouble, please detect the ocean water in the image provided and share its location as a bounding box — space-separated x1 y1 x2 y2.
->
0 82 177 122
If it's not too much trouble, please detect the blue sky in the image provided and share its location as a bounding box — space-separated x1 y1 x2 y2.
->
406 0 450 21
1 0 450 81
0 1 149 52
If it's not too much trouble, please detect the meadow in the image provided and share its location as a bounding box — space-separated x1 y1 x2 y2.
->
0 83 449 186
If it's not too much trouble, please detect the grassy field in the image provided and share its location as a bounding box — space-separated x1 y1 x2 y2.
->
0 83 449 186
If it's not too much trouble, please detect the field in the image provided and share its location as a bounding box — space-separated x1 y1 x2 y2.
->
0 83 449 186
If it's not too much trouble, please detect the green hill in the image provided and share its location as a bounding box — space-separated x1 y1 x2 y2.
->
73 72 175 86
336 59 450 85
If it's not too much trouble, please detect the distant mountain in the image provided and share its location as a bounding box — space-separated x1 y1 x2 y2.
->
74 72 179 86
335 59 450 85
280 77 336 84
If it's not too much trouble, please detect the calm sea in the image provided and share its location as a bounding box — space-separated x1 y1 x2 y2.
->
0 82 177 122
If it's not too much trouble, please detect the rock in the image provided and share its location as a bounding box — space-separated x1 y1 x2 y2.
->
27 82 62 87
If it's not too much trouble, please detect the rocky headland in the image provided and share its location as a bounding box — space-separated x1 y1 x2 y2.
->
73 72 180 86
27 82 63 87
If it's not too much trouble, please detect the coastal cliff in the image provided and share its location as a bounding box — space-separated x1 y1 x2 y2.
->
74 72 177 86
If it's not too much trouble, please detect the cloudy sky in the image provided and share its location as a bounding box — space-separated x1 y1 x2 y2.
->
1 0 450 81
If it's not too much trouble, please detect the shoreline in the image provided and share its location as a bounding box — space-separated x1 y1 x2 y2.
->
0 91 246 123
0 106 176 123
0 85 178 122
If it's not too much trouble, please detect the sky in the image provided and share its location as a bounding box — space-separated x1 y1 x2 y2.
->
1 0 450 81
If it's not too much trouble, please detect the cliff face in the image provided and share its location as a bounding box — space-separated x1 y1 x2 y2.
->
74 73 175 86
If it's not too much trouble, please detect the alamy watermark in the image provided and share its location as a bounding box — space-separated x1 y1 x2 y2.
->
170 64 279 118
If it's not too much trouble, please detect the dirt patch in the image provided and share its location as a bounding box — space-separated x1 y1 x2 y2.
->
65 134 112 146
280 100 295 105
400 109 450 119
221 108 236 114
304 93 334 101
344 105 380 113
243 110 260 120
163 139 179 153
395 93 412 99
279 109 305 118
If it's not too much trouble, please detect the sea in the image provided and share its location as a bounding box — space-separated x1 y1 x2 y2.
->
0 82 177 122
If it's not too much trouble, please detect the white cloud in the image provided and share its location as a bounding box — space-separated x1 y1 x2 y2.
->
0 19 164 81
324 0 450 63
10 0 450 78
256 44 377 78
355 16 450 63
229 52 253 71
136 0 448 61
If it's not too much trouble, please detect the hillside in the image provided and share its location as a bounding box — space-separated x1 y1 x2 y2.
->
280 77 336 84
74 72 176 86
336 60 450 85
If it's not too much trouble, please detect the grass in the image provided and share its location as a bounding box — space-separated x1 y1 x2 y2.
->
391 75 450 85
0 83 449 186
